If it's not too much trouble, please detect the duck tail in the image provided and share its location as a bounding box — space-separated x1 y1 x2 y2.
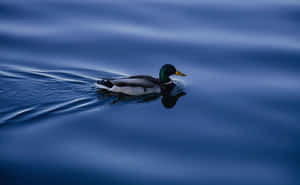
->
97 79 114 88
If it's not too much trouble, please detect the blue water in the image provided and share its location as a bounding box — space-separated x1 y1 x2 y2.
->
1 0 300 185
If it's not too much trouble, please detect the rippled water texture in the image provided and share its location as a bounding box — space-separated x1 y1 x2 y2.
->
1 0 300 185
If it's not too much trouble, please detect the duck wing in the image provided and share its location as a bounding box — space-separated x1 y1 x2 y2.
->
110 76 159 88
127 75 160 84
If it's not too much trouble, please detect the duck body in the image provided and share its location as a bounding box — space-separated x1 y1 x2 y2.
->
96 75 162 96
96 64 186 96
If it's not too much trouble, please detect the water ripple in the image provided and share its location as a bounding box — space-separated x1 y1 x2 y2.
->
0 65 121 126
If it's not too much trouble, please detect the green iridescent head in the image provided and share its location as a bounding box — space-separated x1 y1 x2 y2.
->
159 64 186 83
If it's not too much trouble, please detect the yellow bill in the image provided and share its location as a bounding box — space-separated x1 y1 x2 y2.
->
175 70 186 76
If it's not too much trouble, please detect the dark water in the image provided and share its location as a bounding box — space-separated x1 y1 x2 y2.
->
1 1 300 185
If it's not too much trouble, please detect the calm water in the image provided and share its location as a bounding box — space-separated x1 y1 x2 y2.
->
1 0 300 185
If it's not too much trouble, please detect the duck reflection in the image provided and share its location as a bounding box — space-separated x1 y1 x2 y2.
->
96 83 186 109
160 83 186 108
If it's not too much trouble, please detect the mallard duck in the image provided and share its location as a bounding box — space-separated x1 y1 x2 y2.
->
96 64 186 96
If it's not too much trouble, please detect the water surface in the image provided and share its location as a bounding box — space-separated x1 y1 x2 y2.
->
1 0 300 185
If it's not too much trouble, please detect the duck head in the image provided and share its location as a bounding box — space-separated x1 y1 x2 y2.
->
159 64 186 83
